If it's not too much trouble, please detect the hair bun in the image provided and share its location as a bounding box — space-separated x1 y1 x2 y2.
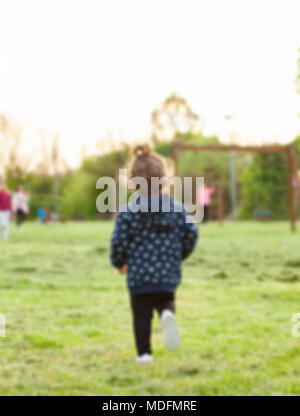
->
133 144 152 158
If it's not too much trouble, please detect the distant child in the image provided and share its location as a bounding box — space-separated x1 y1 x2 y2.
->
0 182 12 242
37 208 47 224
12 185 29 229
198 185 215 223
110 144 198 364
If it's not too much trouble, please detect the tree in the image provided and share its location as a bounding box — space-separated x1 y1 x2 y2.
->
0 114 33 178
295 48 300 165
239 152 288 219
59 145 131 220
294 135 300 163
151 93 199 143
82 145 130 178
35 130 68 175
297 47 300 95
60 171 96 220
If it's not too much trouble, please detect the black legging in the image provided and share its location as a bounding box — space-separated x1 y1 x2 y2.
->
130 292 175 355
16 209 26 227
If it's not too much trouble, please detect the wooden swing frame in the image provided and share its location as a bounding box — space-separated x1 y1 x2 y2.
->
171 142 298 232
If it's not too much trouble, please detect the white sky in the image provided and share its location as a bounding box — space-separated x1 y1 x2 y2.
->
1 0 300 167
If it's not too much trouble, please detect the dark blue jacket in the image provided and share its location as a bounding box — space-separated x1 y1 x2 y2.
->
110 194 198 295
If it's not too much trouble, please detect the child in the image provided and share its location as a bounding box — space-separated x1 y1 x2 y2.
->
0 182 12 242
37 208 47 224
110 144 198 364
12 185 29 229
198 185 215 223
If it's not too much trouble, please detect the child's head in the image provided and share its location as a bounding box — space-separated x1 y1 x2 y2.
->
130 144 167 195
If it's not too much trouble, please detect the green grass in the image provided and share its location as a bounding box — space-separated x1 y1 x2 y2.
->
1 221 300 395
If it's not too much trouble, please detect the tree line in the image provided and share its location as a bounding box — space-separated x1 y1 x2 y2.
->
1 92 299 221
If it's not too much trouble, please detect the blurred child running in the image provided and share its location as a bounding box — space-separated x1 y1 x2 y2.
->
110 144 198 364
0 182 12 242
12 185 29 229
198 184 215 223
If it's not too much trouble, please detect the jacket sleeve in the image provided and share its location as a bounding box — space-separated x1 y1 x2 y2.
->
181 209 199 260
110 212 130 268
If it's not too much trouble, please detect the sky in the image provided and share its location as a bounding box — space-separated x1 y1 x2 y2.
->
1 0 300 167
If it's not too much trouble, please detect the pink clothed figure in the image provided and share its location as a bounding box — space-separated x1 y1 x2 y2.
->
198 186 215 206
198 185 215 223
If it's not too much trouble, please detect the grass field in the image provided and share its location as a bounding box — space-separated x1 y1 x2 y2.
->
1 221 300 395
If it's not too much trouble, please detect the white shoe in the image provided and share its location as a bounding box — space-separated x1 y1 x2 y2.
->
135 353 153 364
161 310 180 351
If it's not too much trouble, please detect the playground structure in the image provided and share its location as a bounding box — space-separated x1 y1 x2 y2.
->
171 142 298 232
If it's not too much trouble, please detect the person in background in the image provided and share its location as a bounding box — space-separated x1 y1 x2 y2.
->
12 185 29 229
198 184 215 223
0 182 12 242
37 208 47 224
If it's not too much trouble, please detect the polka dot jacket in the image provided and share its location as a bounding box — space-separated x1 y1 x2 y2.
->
110 194 199 295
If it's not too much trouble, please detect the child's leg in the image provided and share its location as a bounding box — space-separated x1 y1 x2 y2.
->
155 292 180 351
0 212 4 240
16 210 21 227
3 212 10 241
130 294 153 355
154 292 175 316
16 210 25 228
